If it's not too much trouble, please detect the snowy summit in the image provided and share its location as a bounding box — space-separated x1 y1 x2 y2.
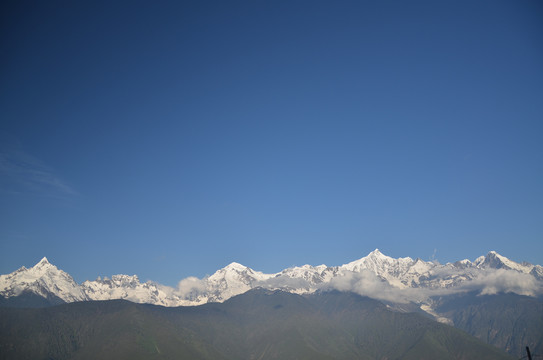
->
1 250 542 311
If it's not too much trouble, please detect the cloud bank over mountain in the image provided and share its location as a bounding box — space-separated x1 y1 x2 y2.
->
324 270 431 303
318 267 543 304
465 269 542 296
2 250 542 311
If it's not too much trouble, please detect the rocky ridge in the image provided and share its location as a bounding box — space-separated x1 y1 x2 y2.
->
1 250 542 310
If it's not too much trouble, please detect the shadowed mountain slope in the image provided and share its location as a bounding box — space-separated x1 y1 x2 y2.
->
434 292 543 358
0 289 515 360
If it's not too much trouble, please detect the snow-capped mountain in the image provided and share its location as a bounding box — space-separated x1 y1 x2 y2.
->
1 250 542 309
474 251 542 275
203 262 275 302
80 275 185 307
341 249 435 288
0 257 88 303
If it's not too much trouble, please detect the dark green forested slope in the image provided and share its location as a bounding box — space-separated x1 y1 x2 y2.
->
0 289 515 360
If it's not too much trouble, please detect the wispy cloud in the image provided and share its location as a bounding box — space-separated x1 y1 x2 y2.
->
0 148 77 198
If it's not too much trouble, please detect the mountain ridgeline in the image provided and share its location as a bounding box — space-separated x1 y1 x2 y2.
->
1 250 542 358
2 250 542 308
0 289 516 360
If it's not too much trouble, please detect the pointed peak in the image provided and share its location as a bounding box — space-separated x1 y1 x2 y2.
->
474 251 523 270
486 251 508 261
36 257 51 266
368 248 390 259
488 250 507 258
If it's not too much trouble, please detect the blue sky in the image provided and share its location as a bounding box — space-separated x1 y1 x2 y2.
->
1 0 542 286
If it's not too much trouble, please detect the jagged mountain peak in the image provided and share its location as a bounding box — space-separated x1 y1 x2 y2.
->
2 250 542 308
111 274 140 282
486 250 506 261
474 251 534 273
85 274 142 287
344 249 415 270
364 249 392 259
366 249 415 263
475 251 510 267
32 257 56 271
36 257 50 266
0 256 87 303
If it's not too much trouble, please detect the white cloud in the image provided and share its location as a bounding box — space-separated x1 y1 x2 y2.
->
321 268 543 304
460 269 542 296
323 270 428 303
169 264 543 305
0 148 77 197
177 276 207 298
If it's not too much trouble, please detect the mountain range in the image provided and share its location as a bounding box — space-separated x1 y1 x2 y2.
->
1 250 542 357
1 249 542 308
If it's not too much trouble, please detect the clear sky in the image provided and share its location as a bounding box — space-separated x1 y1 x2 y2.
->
1 0 542 286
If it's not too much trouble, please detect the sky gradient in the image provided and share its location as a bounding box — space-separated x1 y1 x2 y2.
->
1 0 542 286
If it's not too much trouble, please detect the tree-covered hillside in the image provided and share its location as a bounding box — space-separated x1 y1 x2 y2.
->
0 289 515 360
